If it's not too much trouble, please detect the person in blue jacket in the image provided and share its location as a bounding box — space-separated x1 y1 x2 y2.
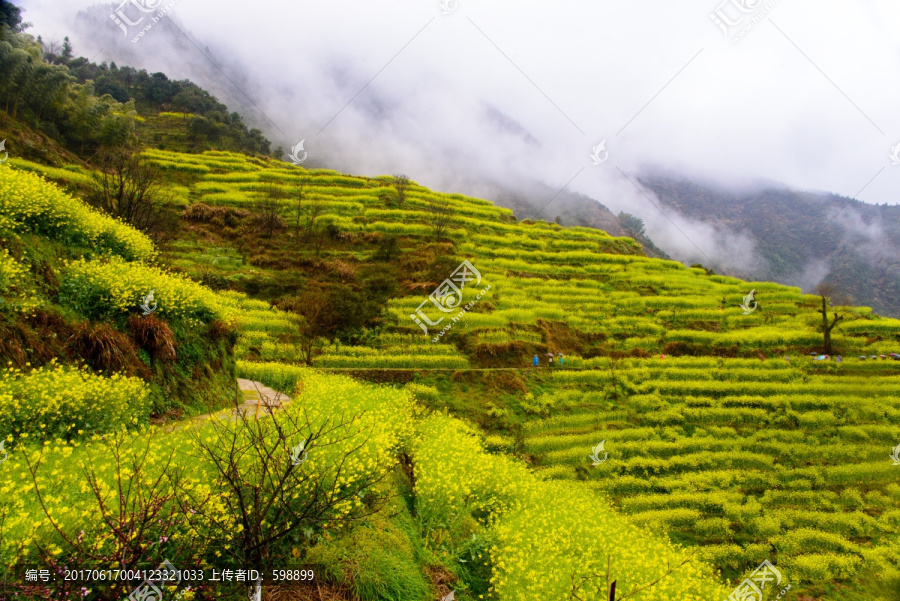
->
532 354 539 367
557 352 564 367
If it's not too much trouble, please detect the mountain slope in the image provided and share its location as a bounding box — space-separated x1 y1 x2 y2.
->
640 173 900 317
4 144 900 600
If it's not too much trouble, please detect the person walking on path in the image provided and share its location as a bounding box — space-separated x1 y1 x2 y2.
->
532 354 539 368
557 352 564 368
547 353 554 368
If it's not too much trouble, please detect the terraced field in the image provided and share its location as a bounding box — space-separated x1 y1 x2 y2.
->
17 147 891 361
522 356 900 591
6 149 900 599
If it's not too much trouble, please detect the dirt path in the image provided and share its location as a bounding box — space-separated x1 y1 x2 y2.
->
162 379 291 432
236 378 291 413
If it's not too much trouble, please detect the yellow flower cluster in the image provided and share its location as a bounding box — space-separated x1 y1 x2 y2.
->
0 166 155 261
0 248 26 294
0 361 150 441
414 416 729 601
0 248 40 312
60 257 224 323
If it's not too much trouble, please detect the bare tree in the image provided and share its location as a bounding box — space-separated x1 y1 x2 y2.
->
22 432 208 600
293 178 307 238
814 283 849 355
89 148 174 238
290 180 326 243
425 196 457 243
187 385 390 601
392 174 410 208
280 284 334 365
570 552 695 601
253 184 286 238
302 200 326 243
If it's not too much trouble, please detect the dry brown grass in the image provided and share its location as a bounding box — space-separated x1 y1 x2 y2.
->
262 582 354 601
67 321 148 377
182 202 248 227
127 313 176 361
0 309 72 367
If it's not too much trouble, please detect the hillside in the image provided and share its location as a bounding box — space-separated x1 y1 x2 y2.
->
2 145 900 600
2 14 900 600
475 179 672 261
0 158 735 601
640 173 900 318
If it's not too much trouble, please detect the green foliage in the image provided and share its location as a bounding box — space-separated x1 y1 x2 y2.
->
618 211 645 236
306 507 432 601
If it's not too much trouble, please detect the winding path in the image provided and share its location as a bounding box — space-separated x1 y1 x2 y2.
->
162 379 292 432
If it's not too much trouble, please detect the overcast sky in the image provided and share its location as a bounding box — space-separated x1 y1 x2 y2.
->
17 0 900 224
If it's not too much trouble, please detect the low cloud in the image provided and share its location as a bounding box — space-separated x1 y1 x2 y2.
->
15 0 900 277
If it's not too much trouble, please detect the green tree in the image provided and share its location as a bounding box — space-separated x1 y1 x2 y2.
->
618 212 645 237
24 63 72 122
0 43 35 118
0 1 27 32
392 173 410 208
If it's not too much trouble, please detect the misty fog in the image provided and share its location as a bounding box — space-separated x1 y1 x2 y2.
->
18 0 900 286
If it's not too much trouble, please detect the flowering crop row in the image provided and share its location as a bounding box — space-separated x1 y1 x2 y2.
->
0 361 149 442
524 358 900 588
0 166 154 260
413 415 728 601
59 257 222 324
